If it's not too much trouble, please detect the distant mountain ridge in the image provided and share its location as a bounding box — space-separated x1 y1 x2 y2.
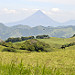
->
0 10 75 40
63 20 75 26
6 10 75 27
0 23 75 40
6 10 61 27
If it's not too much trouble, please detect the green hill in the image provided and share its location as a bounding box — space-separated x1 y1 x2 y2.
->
0 37 75 74
4 37 74 52
0 23 75 40
38 37 75 48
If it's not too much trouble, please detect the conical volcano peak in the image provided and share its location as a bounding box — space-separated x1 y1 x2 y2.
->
35 10 43 13
33 10 45 15
7 10 60 27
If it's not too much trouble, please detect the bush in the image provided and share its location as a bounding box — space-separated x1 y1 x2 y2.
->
5 36 35 43
72 34 75 37
36 35 49 39
61 42 75 49
20 39 50 52
2 48 16 52
1 42 13 48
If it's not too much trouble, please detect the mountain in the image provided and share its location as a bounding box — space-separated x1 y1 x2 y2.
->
11 25 31 30
63 20 75 26
0 23 10 39
0 23 75 40
6 10 61 27
0 23 8 29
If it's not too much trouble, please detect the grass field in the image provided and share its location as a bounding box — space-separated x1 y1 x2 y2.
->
38 37 75 48
0 50 75 75
0 37 75 75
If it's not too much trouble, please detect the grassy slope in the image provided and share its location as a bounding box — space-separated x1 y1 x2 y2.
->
0 37 75 74
0 37 75 52
0 45 6 52
0 50 75 74
13 37 75 52
38 37 75 49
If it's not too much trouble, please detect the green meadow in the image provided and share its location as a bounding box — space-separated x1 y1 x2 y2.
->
0 37 75 75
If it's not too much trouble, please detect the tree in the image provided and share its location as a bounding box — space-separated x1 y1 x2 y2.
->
72 34 75 37
20 39 50 52
5 36 35 43
36 35 49 39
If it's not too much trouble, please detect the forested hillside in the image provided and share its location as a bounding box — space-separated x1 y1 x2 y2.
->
0 23 75 40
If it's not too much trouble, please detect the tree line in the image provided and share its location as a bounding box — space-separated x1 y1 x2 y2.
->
5 35 50 42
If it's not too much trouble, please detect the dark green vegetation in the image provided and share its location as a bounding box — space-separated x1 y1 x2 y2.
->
36 35 49 39
5 36 34 42
20 39 50 52
61 42 75 49
0 23 75 40
72 34 75 37
2 47 16 52
5 35 49 43
1 39 50 52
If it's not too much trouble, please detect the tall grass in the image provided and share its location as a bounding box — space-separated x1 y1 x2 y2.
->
0 61 75 75
0 50 75 75
0 59 66 75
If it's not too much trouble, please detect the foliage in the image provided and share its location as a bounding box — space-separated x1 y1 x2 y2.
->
36 35 49 39
61 42 75 49
20 39 50 52
21 36 34 41
5 37 22 42
5 36 35 43
72 34 75 37
1 39 51 52
1 42 13 48
2 47 16 52
1 37 75 52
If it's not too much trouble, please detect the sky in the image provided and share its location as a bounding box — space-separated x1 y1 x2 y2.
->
0 0 75 23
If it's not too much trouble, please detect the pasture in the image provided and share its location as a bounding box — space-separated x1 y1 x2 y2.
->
0 50 75 75
0 37 75 75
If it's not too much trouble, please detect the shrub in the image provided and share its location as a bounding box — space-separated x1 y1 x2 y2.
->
2 48 16 52
36 35 49 39
72 34 75 37
5 36 35 43
20 39 50 52
61 42 75 49
1 42 13 47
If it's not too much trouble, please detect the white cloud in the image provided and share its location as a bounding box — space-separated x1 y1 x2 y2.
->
44 9 75 22
51 8 61 12
32 9 40 11
3 8 17 14
0 8 37 23
21 8 29 11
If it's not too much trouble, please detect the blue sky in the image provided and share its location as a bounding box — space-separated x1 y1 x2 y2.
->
0 0 75 23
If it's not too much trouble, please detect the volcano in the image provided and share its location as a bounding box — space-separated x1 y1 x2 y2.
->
7 10 61 27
